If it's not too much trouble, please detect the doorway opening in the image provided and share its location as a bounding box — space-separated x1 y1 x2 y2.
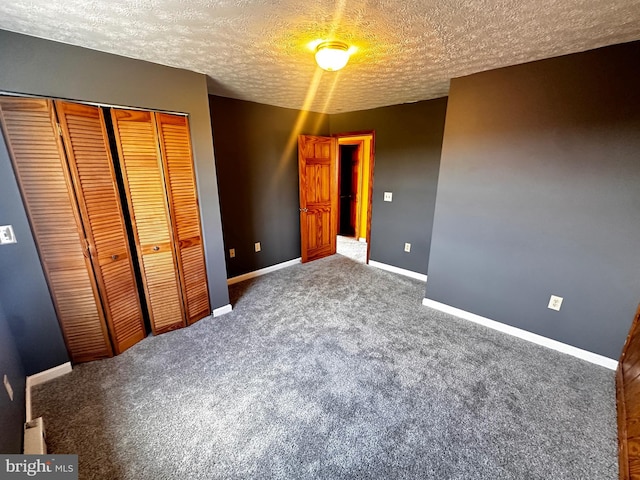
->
337 133 375 264
339 144 358 237
297 132 374 265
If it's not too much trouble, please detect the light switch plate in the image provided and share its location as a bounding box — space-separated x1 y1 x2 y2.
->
255 242 261 252
0 225 16 245
384 192 393 202
548 295 563 311
229 248 235 258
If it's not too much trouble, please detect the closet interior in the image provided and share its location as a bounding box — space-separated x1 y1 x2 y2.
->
0 96 210 363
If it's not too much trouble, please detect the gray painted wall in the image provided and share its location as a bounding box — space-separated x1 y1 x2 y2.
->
209 96 329 278
0 300 26 453
330 99 448 275
426 41 640 360
0 30 230 375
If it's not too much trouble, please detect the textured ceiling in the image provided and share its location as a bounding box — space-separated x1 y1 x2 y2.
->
1 0 639 114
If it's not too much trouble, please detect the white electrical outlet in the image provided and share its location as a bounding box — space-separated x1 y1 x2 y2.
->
384 192 393 202
0 225 17 245
255 242 261 252
404 243 411 252
229 248 235 258
3 374 14 401
548 295 563 311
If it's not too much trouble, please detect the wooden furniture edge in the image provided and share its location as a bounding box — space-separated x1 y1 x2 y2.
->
617 303 640 480
617 363 629 480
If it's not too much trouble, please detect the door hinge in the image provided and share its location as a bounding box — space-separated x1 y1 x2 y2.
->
56 123 63 136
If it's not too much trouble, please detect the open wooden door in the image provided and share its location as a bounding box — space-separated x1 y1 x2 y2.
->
298 135 338 263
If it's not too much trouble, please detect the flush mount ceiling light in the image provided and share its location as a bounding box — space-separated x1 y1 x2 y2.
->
315 41 351 71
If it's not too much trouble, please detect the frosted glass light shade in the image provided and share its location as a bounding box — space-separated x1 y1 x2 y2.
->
315 41 350 71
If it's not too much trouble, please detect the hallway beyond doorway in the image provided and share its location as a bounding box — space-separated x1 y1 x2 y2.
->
337 235 367 263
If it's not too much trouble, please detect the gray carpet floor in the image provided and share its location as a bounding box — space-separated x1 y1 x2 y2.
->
337 235 367 263
33 254 618 479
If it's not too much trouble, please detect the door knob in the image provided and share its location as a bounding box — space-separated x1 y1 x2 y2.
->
153 246 160 251
111 254 119 260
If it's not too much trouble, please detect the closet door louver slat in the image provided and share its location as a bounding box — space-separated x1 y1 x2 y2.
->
0 97 112 362
55 101 146 354
110 109 186 334
155 113 210 324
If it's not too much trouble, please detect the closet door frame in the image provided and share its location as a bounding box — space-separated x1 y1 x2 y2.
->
1 93 213 357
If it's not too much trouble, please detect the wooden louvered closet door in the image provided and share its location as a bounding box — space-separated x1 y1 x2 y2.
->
155 113 210 325
55 101 145 354
0 97 113 362
110 109 186 334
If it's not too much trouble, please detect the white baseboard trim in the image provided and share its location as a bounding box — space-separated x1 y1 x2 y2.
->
369 260 427 282
227 258 301 285
25 362 72 422
358 237 367 243
422 298 618 370
213 304 233 317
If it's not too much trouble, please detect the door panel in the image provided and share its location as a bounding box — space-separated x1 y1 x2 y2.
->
0 97 112 362
307 208 331 251
298 135 338 263
139 251 184 332
55 100 145 354
110 108 186 334
155 113 210 324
